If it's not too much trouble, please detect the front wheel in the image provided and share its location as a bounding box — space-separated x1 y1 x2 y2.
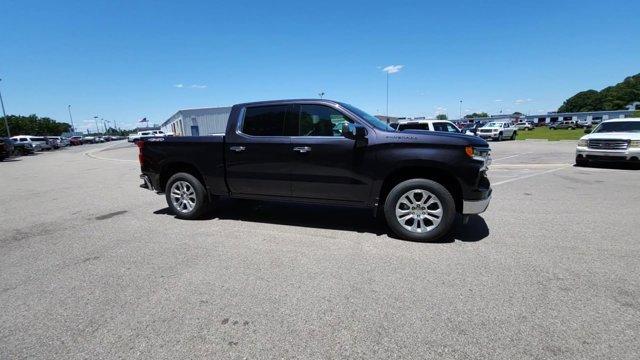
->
165 172 209 219
497 133 503 141
510 131 517 140
384 179 456 242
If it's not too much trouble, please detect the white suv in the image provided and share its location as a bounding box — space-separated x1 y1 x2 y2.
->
394 120 461 134
575 118 640 166
10 135 47 151
477 122 517 141
128 130 165 142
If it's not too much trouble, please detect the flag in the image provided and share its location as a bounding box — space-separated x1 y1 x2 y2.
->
139 117 147 123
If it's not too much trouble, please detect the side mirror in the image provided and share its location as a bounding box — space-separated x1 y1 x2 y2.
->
342 123 366 140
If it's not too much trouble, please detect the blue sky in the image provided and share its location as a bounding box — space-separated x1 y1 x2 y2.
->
2 0 639 131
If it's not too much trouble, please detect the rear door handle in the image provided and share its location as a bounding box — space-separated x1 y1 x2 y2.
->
230 146 245 152
293 146 311 153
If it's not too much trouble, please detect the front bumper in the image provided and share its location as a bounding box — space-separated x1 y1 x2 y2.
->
478 132 499 139
463 191 492 215
576 146 640 162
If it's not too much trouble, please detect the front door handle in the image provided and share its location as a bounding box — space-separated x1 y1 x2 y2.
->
293 146 311 153
230 146 245 152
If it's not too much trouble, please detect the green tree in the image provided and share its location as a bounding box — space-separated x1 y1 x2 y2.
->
464 112 488 119
0 114 71 137
436 114 448 120
558 73 640 112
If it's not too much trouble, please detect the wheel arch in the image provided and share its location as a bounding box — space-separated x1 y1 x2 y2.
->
378 165 463 213
159 161 206 193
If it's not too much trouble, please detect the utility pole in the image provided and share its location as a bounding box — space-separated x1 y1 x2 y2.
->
67 105 75 133
0 79 10 137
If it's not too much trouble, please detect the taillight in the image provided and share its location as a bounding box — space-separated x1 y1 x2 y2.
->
137 140 145 166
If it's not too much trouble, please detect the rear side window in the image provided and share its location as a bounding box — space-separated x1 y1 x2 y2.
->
397 123 429 131
31 137 45 141
242 105 288 136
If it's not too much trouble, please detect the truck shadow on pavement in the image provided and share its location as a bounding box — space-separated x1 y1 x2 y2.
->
153 198 489 243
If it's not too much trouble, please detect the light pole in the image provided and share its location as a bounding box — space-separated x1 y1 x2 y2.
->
0 79 10 137
67 105 75 133
94 116 100 134
459 100 463 120
318 92 325 99
386 71 389 119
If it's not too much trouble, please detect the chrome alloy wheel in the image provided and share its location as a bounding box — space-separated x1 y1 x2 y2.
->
170 181 197 213
395 189 443 233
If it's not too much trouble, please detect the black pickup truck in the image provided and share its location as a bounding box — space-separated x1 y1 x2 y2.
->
139 99 492 241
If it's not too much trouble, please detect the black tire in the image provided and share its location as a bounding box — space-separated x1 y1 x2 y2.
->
510 131 517 140
384 179 456 242
165 172 209 219
497 133 503 141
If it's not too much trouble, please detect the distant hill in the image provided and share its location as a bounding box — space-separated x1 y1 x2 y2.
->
558 73 640 112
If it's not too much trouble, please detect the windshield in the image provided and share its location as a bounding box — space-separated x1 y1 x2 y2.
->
485 122 502 127
339 102 394 131
593 121 640 133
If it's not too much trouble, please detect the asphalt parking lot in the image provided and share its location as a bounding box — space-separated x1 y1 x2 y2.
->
1 140 639 359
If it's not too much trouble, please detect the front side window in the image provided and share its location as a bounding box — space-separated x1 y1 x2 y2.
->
432 122 460 133
242 105 288 136
297 105 352 137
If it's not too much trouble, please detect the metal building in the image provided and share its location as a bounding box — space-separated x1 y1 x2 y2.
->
161 106 232 136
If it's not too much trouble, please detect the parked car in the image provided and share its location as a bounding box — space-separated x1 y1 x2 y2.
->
69 136 83 145
82 136 96 144
10 135 48 151
461 122 487 136
138 99 492 242
45 137 60 149
395 120 462 134
549 120 577 130
515 121 535 131
575 118 640 166
11 139 35 155
128 130 165 143
48 136 70 147
0 137 15 161
576 119 592 128
477 122 517 141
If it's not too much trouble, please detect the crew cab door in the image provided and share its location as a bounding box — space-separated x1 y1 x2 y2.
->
224 104 294 197
288 104 372 203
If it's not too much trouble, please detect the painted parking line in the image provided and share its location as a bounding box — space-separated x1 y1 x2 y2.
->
85 143 137 162
491 152 532 162
491 165 571 186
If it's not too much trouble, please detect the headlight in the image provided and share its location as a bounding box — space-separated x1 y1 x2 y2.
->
577 139 588 147
465 146 490 163
630 140 640 148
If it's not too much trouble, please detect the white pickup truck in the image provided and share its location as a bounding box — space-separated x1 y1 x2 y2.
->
128 130 166 143
575 118 640 166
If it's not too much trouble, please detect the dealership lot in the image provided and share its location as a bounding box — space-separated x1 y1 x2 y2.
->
1 141 639 359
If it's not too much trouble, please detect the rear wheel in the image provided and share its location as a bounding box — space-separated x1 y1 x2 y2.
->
165 172 209 219
384 179 456 242
497 133 503 141
510 131 517 140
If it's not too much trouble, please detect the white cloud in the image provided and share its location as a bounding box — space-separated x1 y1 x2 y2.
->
382 65 404 74
494 99 503 102
191 84 207 89
174 84 184 88
515 98 533 104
